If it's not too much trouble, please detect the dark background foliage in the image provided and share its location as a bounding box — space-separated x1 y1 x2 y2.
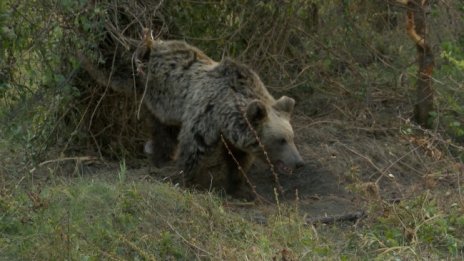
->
1 0 463 162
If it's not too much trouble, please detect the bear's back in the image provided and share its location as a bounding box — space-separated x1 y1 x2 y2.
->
209 58 275 105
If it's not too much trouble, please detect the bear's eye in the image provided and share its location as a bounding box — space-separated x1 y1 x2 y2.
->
278 138 287 145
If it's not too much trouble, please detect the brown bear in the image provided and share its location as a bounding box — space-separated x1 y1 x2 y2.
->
79 39 304 198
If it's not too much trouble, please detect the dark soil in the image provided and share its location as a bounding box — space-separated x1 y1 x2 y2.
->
26 112 457 224
134 113 438 222
246 158 355 214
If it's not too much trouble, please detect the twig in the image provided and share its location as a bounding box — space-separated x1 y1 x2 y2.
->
133 28 155 120
233 95 284 196
76 230 126 261
88 46 119 130
166 221 212 258
377 246 417 257
370 143 422 182
38 156 98 167
119 236 157 261
220 135 271 204
224 201 256 207
338 142 386 180
306 210 366 225
458 164 464 208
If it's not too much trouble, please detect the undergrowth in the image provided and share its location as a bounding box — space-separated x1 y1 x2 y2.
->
1 167 463 260
0 175 318 260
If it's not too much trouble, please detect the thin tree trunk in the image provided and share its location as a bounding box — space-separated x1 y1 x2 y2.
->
405 0 435 128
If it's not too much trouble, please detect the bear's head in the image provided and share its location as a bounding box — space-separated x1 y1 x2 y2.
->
245 96 304 174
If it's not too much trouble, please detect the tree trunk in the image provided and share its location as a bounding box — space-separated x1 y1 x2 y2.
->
405 0 435 128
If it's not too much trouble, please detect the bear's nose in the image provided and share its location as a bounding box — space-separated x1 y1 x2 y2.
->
295 160 304 169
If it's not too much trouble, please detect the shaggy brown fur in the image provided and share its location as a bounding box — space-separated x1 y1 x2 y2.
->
80 39 304 198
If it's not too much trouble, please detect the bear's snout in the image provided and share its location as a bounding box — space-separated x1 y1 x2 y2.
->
294 158 304 169
291 151 304 170
288 144 304 169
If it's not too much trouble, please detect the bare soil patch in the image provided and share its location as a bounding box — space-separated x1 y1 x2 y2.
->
24 110 459 225
123 111 455 223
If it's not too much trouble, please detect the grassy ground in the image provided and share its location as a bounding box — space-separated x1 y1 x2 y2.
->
1 154 463 260
2 1 464 259
1 173 317 260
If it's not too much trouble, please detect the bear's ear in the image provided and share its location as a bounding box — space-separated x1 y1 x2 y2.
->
274 96 295 115
246 100 267 124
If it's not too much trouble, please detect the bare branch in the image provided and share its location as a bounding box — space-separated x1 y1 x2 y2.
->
306 211 366 225
406 8 426 48
77 52 135 95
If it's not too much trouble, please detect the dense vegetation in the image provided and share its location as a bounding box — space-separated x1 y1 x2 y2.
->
1 0 464 259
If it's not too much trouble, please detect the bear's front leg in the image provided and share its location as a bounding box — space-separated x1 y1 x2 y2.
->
219 143 256 200
176 129 234 193
145 115 180 168
176 126 211 187
176 124 256 200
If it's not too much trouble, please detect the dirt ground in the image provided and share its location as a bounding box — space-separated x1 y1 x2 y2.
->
137 107 458 223
26 103 459 225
